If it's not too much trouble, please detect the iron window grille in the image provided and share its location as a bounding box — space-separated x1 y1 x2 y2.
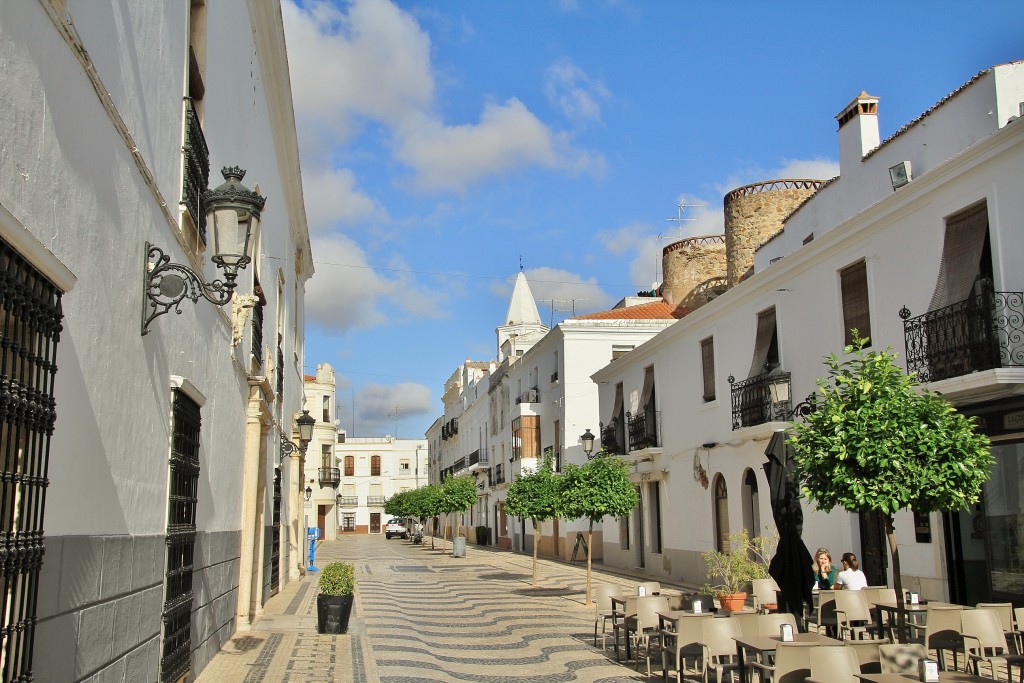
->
161 390 201 683
627 410 661 450
729 370 791 429
181 98 210 244
0 237 63 683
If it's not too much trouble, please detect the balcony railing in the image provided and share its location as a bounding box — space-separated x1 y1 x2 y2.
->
468 450 489 468
318 467 340 488
453 457 466 472
901 285 1024 383
336 496 358 507
182 99 210 244
494 465 505 485
367 496 386 506
627 410 661 450
600 421 625 455
730 370 791 430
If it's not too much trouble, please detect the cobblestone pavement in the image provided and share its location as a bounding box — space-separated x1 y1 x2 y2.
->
196 535 678 682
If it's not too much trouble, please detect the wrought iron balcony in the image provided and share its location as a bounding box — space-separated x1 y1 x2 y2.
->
182 98 210 244
336 496 358 507
468 449 489 470
367 495 386 506
453 457 466 472
494 465 505 485
627 410 661 451
730 371 791 430
600 421 625 455
318 467 340 488
900 285 1024 383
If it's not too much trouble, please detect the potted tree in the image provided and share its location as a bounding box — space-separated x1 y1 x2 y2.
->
702 529 774 612
316 561 355 634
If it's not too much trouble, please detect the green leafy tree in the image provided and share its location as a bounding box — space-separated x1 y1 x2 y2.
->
560 455 639 604
441 475 477 554
383 490 407 518
789 335 991 638
410 484 443 549
504 454 560 585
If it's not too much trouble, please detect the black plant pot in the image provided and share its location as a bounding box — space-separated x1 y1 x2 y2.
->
316 593 354 634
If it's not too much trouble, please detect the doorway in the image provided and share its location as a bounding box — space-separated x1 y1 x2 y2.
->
634 485 645 569
370 513 381 534
317 505 327 541
858 509 888 586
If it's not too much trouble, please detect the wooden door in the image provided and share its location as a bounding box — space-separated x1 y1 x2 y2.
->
317 505 327 540
370 513 381 534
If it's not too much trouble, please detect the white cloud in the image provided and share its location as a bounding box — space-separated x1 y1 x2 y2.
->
303 167 382 232
355 382 435 435
544 58 610 126
283 0 604 194
717 157 839 195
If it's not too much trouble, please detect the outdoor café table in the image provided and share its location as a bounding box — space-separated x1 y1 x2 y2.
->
733 632 840 682
857 672 994 682
657 609 715 632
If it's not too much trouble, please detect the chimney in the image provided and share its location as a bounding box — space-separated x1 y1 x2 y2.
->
836 92 880 172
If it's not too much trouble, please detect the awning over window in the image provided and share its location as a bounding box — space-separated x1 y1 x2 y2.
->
748 308 777 378
609 383 623 424
639 366 655 412
928 203 989 311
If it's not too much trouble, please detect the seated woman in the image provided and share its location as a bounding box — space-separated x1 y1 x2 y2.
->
812 547 837 589
834 552 868 590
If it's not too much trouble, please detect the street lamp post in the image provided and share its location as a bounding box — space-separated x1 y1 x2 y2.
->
283 410 316 576
580 428 596 459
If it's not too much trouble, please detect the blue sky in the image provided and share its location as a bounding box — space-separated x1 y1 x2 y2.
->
281 0 1024 438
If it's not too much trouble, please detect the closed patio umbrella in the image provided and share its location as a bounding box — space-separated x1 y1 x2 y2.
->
763 430 813 629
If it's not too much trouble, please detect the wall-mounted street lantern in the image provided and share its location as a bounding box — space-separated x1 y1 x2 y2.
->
141 166 266 335
281 410 316 464
580 428 596 459
304 486 312 501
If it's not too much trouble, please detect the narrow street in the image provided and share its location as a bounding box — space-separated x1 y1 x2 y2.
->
196 536 669 682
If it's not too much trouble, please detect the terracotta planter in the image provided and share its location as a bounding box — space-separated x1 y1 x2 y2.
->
717 591 748 613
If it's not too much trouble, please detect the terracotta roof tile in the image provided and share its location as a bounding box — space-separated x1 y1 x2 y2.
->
304 374 316 382
574 300 688 320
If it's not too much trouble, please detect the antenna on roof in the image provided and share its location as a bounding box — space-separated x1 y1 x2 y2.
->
539 298 587 326
664 198 705 240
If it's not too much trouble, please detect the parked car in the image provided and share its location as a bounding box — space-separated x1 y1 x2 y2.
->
384 518 408 539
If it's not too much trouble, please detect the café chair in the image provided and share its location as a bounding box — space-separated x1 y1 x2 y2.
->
747 641 813 683
861 586 898 638
913 606 964 671
631 595 670 676
638 581 662 596
757 612 797 637
806 590 837 637
835 590 883 641
732 611 761 638
699 617 742 683
961 608 1024 682
593 583 621 650
844 637 889 674
978 602 1023 654
751 578 780 613
612 595 638 661
880 642 927 674
661 616 705 683
807 645 860 683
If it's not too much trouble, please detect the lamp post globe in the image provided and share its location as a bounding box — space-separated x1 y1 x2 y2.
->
204 166 266 278
304 486 312 501
297 409 315 447
581 428 596 458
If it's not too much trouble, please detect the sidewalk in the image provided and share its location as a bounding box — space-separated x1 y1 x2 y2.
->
195 535 678 682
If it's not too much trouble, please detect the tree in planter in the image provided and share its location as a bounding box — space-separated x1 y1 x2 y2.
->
504 454 561 586
560 455 639 605
441 475 477 554
413 483 444 550
701 529 775 611
789 335 991 639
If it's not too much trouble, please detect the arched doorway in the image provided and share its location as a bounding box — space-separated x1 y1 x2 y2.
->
713 474 729 551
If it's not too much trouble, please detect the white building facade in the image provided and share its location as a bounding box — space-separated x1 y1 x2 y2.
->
1 2 313 681
593 62 1024 604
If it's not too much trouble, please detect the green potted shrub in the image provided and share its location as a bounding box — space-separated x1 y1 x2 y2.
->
701 529 774 612
316 561 355 634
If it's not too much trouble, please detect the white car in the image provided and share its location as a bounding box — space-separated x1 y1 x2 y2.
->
384 518 408 539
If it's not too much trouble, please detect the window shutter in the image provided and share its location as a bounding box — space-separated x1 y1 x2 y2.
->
748 308 777 378
840 261 871 345
701 337 716 401
928 203 989 311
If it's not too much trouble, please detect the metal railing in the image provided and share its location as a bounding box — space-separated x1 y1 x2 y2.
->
901 285 1024 383
494 465 505 484
336 496 358 507
601 421 625 455
730 371 791 429
318 467 340 487
182 98 209 244
468 450 488 467
627 410 661 450
453 457 466 472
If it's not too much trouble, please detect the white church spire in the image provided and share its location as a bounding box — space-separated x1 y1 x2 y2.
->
496 271 548 362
